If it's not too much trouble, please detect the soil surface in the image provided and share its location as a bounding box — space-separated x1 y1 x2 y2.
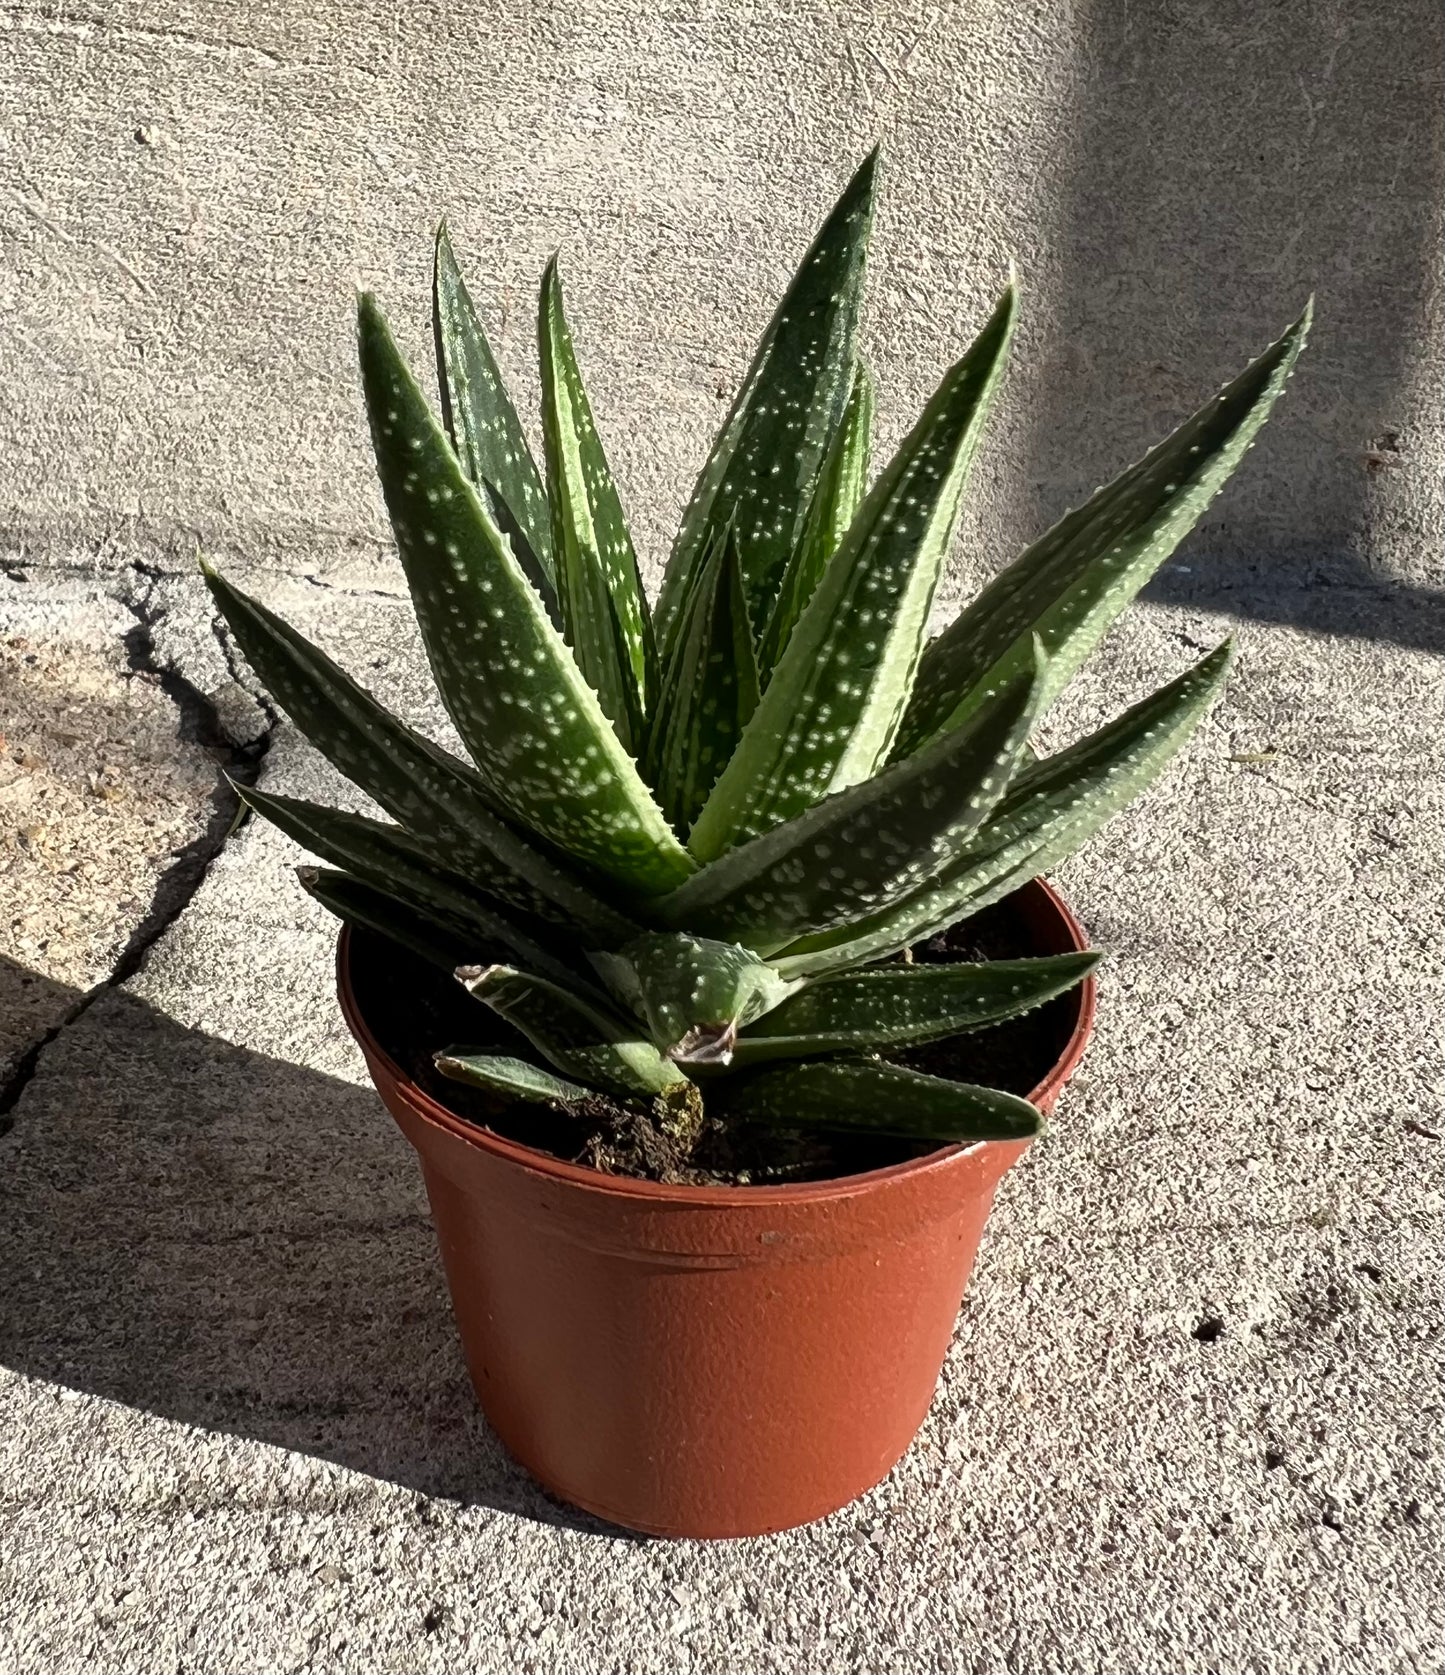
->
348 895 1082 1188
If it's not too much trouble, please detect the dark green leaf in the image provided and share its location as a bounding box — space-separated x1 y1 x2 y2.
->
653 150 878 652
202 563 630 939
457 964 688 1095
242 784 577 984
298 866 483 972
538 256 656 749
732 952 1100 1064
590 932 794 1065
433 1051 591 1107
642 524 760 833
687 285 1017 862
894 305 1309 755
777 640 1232 978
658 647 1044 953
758 361 874 677
720 1059 1042 1143
433 222 556 607
357 293 693 896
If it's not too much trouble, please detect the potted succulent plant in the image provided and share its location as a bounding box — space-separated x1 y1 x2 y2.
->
204 150 1306 1538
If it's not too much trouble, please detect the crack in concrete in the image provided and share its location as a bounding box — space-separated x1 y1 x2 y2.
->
297 570 409 602
0 577 278 1129
206 597 283 736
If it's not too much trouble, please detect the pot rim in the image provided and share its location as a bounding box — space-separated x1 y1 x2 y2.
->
336 877 1096 1208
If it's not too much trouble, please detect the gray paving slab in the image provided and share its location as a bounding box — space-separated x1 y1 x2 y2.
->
1 1 1443 1671
0 573 229 1084
3 588 1441 1673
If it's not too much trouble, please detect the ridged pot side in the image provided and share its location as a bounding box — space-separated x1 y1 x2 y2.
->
338 879 1095 1539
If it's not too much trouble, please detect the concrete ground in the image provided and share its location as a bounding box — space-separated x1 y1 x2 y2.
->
2 3 1442 1671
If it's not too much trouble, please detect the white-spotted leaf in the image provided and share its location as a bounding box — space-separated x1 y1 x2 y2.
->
357 294 693 897
895 305 1310 755
433 223 556 608
720 1059 1042 1143
757 361 874 679
202 564 631 938
777 640 1233 978
653 150 878 652
457 964 688 1095
642 524 760 834
538 256 656 750
591 932 795 1065
658 647 1044 953
243 785 576 982
732 952 1099 1065
687 285 1017 862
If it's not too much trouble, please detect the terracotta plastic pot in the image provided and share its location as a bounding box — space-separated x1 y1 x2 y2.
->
338 879 1094 1539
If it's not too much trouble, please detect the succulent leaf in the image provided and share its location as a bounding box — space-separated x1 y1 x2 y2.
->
591 932 796 1065
433 1051 591 1107
204 565 633 940
357 294 693 896
642 524 761 833
538 257 656 749
894 305 1310 756
758 361 874 678
457 963 688 1095
720 1059 1042 1143
653 150 877 652
658 647 1044 953
776 640 1232 979
687 286 1017 862
242 785 581 983
732 952 1100 1065
433 223 556 607
298 866 483 972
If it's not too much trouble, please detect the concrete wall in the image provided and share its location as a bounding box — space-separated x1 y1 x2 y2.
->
3 0 1440 621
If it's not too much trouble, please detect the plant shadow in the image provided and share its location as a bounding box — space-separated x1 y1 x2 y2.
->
0 961 643 1541
1143 538 1445 656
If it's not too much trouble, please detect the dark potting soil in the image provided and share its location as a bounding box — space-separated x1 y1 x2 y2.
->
348 895 1080 1188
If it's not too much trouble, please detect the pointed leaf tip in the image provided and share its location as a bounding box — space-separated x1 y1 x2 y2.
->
538 252 656 749
460 963 688 1095
688 283 1018 861
895 309 1306 757
361 290 691 894
732 952 1100 1066
434 1050 593 1108
203 565 632 938
431 227 558 605
778 638 1233 978
654 153 879 654
721 1059 1042 1145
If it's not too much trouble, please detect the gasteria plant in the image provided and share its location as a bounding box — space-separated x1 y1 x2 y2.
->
205 151 1307 1162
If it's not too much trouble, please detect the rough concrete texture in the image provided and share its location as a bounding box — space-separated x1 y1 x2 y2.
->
1 1 1443 1670
0 573 230 1084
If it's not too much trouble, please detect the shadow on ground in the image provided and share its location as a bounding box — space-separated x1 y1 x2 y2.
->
0 962 632 1540
1143 541 1445 655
